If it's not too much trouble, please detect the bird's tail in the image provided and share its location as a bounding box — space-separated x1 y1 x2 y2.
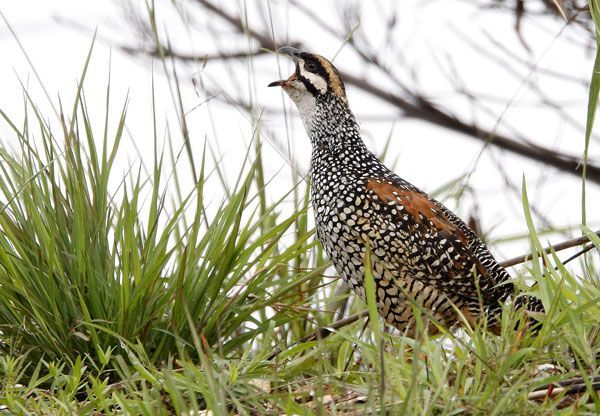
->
515 294 545 313
514 295 545 333
485 294 544 334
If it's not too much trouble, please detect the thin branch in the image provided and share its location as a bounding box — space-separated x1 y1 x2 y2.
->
340 71 600 182
561 243 596 266
528 375 600 401
120 45 270 61
169 0 600 184
500 230 600 268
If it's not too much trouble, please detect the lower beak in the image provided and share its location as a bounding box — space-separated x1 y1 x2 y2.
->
268 72 297 88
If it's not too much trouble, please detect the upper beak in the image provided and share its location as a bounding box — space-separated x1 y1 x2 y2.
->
276 46 303 60
268 46 303 88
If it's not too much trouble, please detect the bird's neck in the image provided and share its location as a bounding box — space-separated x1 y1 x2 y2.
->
305 95 368 156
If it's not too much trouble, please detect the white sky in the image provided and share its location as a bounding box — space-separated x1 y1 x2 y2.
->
0 0 599 267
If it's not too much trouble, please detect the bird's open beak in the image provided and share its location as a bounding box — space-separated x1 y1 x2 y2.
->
268 46 303 88
268 72 297 88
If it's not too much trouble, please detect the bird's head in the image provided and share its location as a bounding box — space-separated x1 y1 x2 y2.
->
269 47 348 126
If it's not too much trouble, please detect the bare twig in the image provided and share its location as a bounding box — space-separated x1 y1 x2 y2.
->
528 375 600 401
561 243 596 266
120 45 270 62
514 0 532 51
148 0 600 184
339 71 600 182
500 230 600 268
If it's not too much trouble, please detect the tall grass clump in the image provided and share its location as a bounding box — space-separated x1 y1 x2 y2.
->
0 43 329 377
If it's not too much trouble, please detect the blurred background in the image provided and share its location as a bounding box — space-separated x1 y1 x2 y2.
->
1 0 598 263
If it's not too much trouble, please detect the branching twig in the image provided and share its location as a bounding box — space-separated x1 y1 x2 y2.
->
149 0 600 184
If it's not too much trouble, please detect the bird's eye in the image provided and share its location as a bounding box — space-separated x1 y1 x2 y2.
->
305 60 318 72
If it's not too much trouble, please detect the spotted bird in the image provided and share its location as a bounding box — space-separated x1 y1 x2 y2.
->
269 46 544 336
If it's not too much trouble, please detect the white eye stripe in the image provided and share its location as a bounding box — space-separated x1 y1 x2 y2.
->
301 70 327 94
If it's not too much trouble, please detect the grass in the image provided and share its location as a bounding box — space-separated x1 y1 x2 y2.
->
0 5 600 416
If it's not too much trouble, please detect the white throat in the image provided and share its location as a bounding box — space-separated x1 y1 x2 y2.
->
287 88 317 132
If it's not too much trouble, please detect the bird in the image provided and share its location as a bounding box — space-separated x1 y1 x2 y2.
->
269 46 544 337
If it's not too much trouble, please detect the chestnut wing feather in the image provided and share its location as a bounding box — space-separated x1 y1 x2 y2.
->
365 178 510 305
